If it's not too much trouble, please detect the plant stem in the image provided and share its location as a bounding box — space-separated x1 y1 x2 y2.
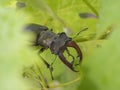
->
49 77 81 88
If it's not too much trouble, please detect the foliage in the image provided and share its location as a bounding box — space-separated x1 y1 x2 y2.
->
0 0 120 90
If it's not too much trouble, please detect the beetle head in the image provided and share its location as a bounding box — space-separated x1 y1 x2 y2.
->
50 32 71 54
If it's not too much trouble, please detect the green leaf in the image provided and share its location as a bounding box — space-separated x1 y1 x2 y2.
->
78 0 120 90
0 7 38 90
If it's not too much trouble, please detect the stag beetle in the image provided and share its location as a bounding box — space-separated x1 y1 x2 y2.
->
25 23 83 73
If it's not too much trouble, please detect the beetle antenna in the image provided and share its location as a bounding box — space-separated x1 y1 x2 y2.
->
73 27 88 39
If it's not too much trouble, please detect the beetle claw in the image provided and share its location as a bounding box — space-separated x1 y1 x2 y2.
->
66 41 82 63
58 40 82 72
58 51 78 72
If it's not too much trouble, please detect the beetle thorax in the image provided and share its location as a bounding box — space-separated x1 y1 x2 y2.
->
38 30 57 48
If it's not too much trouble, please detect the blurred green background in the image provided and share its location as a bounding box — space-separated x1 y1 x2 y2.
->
0 0 120 90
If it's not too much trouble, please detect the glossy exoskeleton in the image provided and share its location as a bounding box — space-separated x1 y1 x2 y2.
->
25 23 82 72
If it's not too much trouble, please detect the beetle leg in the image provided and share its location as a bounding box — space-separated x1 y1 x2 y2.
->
51 56 57 66
66 41 82 64
32 34 40 46
38 54 54 80
58 51 78 72
39 48 46 53
66 48 75 64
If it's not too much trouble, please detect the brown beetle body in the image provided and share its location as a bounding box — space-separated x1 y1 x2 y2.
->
25 23 82 72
